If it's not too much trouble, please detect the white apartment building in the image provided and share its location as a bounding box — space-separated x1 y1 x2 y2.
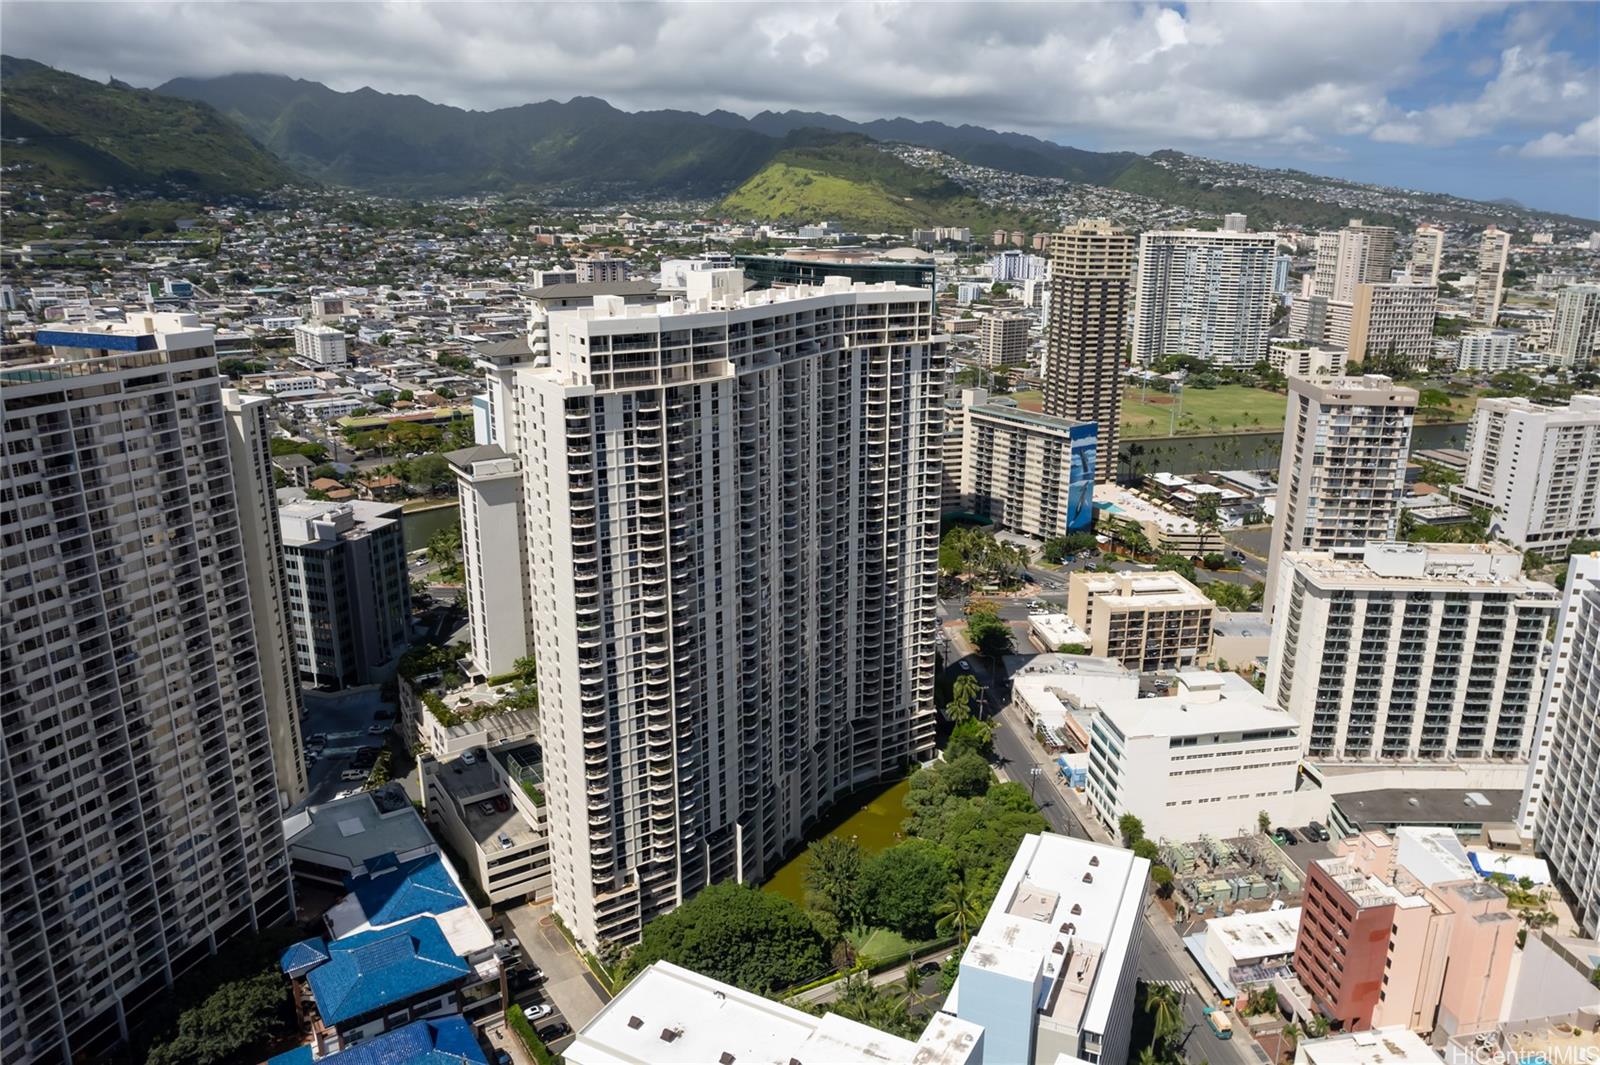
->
1132 229 1278 366
1269 341 1346 380
279 500 411 690
978 313 1030 368
1452 329 1520 372
224 390 308 806
989 249 1048 282
942 396 967 511
263 375 322 397
953 832 1148 1065
1518 551 1599 837
1087 672 1304 843
1455 395 1600 556
1472 227 1512 324
1223 212 1248 232
1548 284 1600 367
1065 569 1216 672
1522 553 1600 935
447 445 531 680
1348 282 1437 367
1 316 295 1063
958 388 1097 539
1265 375 1418 615
1266 543 1557 763
1410 224 1445 287
576 256 630 284
457 269 943 949
1312 220 1397 302
294 321 349 368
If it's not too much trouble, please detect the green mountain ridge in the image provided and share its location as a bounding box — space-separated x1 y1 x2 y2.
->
0 56 299 196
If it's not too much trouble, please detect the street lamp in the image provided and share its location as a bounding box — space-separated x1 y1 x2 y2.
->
1029 765 1042 803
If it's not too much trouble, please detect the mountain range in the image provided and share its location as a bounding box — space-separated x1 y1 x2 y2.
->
3 56 1592 230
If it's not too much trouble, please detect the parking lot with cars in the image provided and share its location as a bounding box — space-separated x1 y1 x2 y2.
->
300 690 399 803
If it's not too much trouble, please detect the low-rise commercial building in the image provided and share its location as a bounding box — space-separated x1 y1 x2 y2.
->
1066 570 1216 672
1094 483 1226 555
1294 1027 1443 1065
952 832 1148 1065
958 388 1097 538
1269 341 1346 379
1455 395 1600 557
1086 672 1304 843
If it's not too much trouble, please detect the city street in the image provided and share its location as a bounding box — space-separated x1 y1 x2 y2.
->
973 662 1267 1065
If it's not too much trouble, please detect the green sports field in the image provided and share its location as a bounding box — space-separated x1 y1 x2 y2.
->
1011 385 1289 438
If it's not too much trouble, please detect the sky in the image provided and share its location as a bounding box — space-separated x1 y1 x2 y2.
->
4 0 1598 217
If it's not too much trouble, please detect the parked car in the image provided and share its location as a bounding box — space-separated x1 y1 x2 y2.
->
479 800 497 816
960 662 972 672
539 1022 571 1042
462 749 477 765
497 832 514 850
1305 822 1330 842
525 1004 554 1021
1274 827 1300 846
917 961 941 977
306 733 328 748
341 767 368 782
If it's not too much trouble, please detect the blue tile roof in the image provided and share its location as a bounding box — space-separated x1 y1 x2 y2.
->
267 1046 315 1065
346 854 468 928
318 1016 489 1065
281 937 332 976
305 916 470 1026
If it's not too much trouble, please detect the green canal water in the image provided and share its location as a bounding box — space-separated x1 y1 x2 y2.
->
762 777 913 904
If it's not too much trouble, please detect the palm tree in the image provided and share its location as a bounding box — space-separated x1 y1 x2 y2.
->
934 874 985 945
1145 983 1183 1046
1136 1047 1161 1065
898 963 922 1011
1309 1014 1331 1038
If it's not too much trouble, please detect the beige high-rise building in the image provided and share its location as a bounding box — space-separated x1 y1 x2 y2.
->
977 313 1029 369
1347 282 1437 368
1043 220 1136 483
455 270 943 950
1472 226 1512 324
1311 219 1396 301
1264 374 1417 615
1410 224 1446 287
957 388 1097 539
1 315 296 1062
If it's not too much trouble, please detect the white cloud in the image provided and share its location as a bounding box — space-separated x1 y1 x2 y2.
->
1519 116 1600 157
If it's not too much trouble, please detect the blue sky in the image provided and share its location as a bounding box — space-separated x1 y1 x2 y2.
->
6 1 1598 217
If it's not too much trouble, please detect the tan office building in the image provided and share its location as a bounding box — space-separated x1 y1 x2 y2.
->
1348 282 1437 368
977 313 1030 369
1066 570 1215 672
1473 226 1512 324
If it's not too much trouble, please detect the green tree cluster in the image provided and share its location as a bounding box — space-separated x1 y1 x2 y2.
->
1204 580 1263 612
619 881 828 992
940 526 1031 587
143 971 291 1065
1041 531 1097 563
964 607 1014 664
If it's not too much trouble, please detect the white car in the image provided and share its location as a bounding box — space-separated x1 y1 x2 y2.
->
461 749 478 765
368 723 387 735
525 1004 554 1021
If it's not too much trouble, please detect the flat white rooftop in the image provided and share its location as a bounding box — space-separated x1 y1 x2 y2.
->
565 960 917 1065
1096 672 1287 740
963 833 1147 1037
1204 907 1303 963
1297 1026 1443 1065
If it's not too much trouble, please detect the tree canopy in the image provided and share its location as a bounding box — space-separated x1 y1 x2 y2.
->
619 881 828 993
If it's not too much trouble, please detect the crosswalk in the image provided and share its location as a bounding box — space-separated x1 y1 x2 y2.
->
1144 978 1192 996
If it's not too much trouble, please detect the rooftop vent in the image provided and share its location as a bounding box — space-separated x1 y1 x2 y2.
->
1083 872 1094 883
720 1054 736 1065
1071 903 1082 915
1089 856 1100 867
627 1016 643 1030
661 1028 681 1043
1052 941 1065 954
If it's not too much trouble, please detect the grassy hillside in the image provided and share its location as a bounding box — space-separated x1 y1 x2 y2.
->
0 56 300 196
721 136 1031 231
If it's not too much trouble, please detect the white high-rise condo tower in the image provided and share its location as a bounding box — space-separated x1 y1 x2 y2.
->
1409 224 1445 287
1132 229 1278 368
455 271 943 949
1 315 296 1063
1519 552 1600 935
1264 375 1417 615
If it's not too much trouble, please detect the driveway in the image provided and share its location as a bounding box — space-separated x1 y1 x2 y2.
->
505 903 608 1033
